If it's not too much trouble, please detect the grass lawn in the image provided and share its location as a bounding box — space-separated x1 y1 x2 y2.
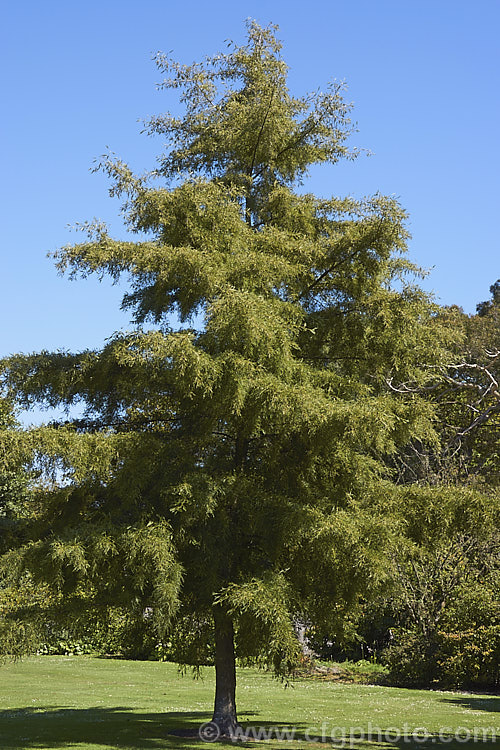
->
0 656 498 749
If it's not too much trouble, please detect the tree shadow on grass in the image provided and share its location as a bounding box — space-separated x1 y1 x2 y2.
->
0 707 219 749
0 707 499 749
234 725 500 749
440 695 500 713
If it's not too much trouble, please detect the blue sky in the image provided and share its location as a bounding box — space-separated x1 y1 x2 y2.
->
2 0 499 360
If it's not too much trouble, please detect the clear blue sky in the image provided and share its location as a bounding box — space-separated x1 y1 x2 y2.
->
2 0 499 359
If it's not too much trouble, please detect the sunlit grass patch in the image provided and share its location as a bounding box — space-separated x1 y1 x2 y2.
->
0 656 498 749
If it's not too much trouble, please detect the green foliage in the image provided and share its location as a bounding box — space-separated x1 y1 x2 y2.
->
0 577 160 661
0 22 452 684
383 624 500 690
357 486 500 689
0 398 32 555
157 609 215 666
386 486 499 637
34 607 158 660
217 572 300 674
437 625 500 689
390 282 500 486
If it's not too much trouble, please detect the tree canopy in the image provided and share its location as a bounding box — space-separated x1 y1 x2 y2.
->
0 21 454 735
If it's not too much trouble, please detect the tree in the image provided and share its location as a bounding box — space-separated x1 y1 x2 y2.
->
386 282 500 487
0 22 448 735
327 284 500 688
380 485 500 688
476 280 500 318
454 280 500 483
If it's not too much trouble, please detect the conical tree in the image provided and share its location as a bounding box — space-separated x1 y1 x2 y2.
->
1 22 448 736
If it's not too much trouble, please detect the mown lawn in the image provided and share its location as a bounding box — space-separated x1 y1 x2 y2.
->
0 656 498 749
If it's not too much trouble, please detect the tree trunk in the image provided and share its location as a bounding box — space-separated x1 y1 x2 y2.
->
212 605 239 737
